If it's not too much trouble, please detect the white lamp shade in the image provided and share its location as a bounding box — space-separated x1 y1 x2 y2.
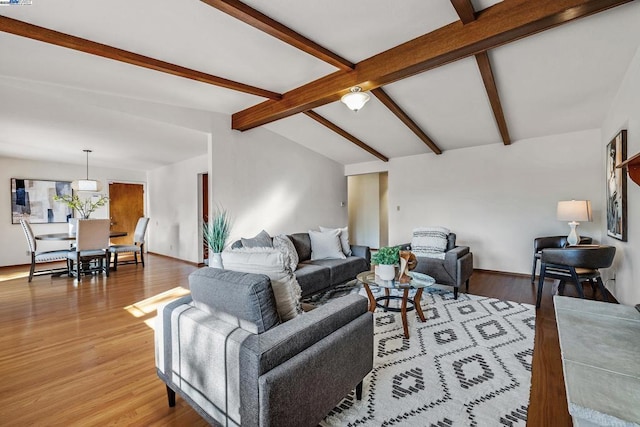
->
72 179 102 192
557 200 592 222
341 88 370 111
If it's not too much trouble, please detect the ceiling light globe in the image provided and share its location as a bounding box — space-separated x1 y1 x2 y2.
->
341 87 370 112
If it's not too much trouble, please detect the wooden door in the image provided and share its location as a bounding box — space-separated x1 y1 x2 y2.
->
109 183 144 245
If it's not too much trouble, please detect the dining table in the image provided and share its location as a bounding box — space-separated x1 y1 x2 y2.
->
35 230 128 241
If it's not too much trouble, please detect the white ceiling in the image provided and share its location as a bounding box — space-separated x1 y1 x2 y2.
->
0 0 639 170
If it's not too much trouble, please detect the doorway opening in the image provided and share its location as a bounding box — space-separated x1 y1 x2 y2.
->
347 172 388 250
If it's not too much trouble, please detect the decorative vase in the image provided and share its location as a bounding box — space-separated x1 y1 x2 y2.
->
377 264 395 280
210 252 224 269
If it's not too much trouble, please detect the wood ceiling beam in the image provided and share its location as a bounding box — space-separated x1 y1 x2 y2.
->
475 52 511 145
200 0 354 71
450 0 477 24
303 111 389 162
233 0 633 131
450 0 511 145
371 88 442 155
0 15 281 100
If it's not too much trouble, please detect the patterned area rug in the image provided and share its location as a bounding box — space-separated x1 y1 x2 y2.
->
311 284 535 427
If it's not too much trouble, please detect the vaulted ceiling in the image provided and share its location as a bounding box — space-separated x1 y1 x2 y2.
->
1 0 639 170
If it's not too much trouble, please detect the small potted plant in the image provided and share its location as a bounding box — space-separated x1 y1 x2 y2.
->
203 206 232 269
53 193 109 219
371 245 400 280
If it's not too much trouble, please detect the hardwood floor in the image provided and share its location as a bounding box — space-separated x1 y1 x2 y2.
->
0 256 598 426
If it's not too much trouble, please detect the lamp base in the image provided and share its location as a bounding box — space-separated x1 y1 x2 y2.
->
567 221 580 246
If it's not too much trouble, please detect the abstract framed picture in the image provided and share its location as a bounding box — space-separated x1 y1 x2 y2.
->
606 130 627 241
11 178 73 224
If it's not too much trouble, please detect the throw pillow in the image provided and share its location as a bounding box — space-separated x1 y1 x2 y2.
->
309 229 346 260
241 229 273 248
222 247 302 321
411 226 450 259
273 234 299 272
319 225 352 256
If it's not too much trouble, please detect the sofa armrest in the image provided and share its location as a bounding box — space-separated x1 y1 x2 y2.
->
240 294 369 374
350 245 371 267
399 243 411 250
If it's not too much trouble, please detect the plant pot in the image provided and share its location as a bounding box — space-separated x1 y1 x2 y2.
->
377 264 395 280
210 252 224 269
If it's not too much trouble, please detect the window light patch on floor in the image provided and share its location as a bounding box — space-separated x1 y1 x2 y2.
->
125 286 190 328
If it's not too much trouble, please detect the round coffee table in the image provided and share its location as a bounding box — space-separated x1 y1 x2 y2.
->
356 271 435 338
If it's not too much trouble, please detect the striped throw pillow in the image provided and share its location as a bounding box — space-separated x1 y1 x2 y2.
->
411 226 450 259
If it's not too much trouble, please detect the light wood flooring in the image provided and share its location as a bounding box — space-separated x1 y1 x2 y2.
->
1 254 600 426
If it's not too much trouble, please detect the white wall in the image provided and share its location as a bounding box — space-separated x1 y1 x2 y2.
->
346 128 603 275
209 115 348 245
601 46 640 305
0 156 145 267
146 154 208 263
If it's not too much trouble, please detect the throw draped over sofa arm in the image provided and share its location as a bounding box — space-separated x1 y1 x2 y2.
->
155 268 373 427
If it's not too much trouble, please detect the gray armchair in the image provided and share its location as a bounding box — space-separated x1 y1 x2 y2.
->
400 232 473 299
155 268 373 427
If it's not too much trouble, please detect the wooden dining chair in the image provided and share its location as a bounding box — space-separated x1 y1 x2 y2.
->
108 217 149 270
67 219 111 281
19 219 70 282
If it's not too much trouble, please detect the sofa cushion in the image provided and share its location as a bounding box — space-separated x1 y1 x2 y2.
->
294 262 331 297
273 234 298 272
188 267 279 334
241 229 273 248
288 233 312 262
319 225 352 256
309 229 346 260
222 248 302 321
306 256 368 287
411 226 450 259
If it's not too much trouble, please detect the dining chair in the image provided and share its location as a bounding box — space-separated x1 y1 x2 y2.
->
536 245 616 308
67 219 111 281
108 217 149 270
530 235 592 284
19 219 70 282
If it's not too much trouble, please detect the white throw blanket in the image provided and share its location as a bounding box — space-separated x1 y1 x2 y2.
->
411 226 450 259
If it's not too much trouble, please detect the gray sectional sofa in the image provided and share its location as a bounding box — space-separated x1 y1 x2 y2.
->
232 232 371 298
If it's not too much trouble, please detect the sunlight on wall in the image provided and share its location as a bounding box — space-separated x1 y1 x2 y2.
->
124 286 191 329
230 183 301 241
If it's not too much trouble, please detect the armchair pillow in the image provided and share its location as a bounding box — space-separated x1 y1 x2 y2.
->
309 229 346 260
411 226 450 259
319 225 352 256
222 247 302 321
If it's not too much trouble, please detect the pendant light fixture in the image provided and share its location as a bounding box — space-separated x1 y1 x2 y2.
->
341 86 370 112
72 149 102 192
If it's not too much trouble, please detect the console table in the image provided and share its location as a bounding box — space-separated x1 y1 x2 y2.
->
554 296 640 426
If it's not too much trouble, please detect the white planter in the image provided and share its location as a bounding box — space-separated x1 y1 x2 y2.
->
377 264 395 280
210 252 224 269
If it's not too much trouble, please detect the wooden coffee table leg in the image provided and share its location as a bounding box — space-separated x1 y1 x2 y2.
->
384 288 390 309
363 283 376 312
414 288 426 322
401 288 410 338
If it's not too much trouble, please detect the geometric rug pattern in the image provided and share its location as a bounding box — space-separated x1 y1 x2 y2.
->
317 285 535 427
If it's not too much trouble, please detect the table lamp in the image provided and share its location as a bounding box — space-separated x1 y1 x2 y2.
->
557 200 592 246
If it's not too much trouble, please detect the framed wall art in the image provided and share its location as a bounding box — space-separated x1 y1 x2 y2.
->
10 178 73 224
606 130 627 241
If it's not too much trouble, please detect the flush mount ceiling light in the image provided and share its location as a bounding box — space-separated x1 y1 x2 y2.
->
72 149 102 192
340 86 370 112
